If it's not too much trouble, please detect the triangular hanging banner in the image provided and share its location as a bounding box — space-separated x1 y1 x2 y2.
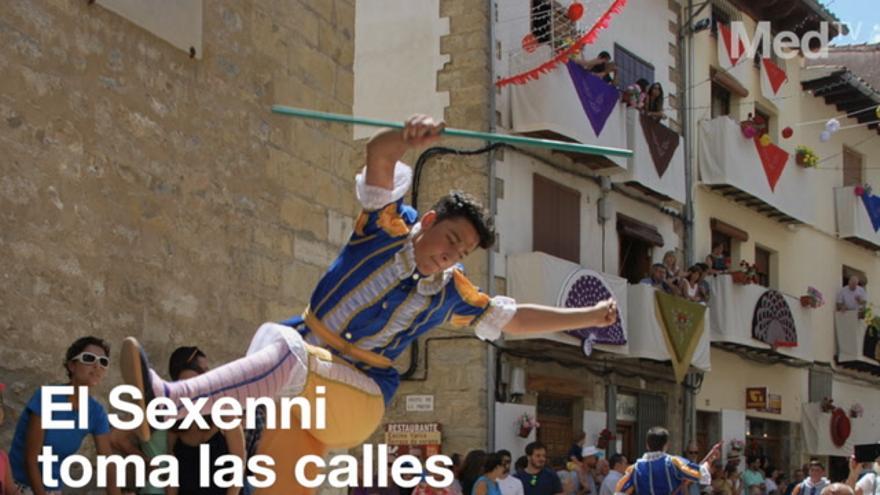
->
861 193 880 232
567 60 620 137
718 23 745 69
654 291 706 383
754 137 789 192
761 58 788 97
640 113 680 178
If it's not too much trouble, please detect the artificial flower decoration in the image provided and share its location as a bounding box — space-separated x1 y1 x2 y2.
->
850 403 864 418
795 145 819 167
521 33 539 53
759 134 771 147
826 118 841 133
854 185 865 197
782 127 793 139
820 130 831 142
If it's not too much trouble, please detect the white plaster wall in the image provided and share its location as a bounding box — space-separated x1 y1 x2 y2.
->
353 0 450 139
495 402 538 458
495 152 680 281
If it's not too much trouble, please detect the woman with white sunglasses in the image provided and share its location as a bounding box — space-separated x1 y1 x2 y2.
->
9 336 119 495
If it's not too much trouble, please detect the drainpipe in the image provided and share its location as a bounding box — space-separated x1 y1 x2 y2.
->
681 0 697 448
486 0 498 452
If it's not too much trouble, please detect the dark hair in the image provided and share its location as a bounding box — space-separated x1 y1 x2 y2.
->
169 346 207 380
746 455 759 466
483 453 504 474
609 453 626 469
653 263 667 271
574 431 587 442
808 460 825 471
636 78 650 92
647 82 664 113
646 426 669 451
598 51 611 60
696 262 710 271
725 464 739 476
496 449 512 459
431 191 495 250
460 450 487 495
65 336 111 378
451 453 463 469
515 456 528 472
525 441 547 456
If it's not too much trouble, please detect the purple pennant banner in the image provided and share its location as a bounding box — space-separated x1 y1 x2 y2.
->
862 193 880 232
566 60 620 137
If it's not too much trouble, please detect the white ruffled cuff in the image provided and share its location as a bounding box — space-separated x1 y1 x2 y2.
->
355 162 413 211
475 296 517 341
699 462 712 485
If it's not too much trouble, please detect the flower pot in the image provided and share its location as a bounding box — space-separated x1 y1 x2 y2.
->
796 152 808 166
518 426 533 438
731 271 751 284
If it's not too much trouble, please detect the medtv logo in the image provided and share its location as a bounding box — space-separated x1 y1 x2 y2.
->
728 21 840 60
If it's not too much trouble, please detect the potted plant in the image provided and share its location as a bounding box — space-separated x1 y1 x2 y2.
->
800 287 825 308
516 413 540 438
731 261 759 285
795 146 819 168
850 403 864 418
821 397 835 413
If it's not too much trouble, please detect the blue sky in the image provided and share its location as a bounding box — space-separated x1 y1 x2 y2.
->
821 0 880 45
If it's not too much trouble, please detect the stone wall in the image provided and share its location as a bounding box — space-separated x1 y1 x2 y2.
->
0 0 356 458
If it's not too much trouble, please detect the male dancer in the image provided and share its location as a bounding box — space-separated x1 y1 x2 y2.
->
121 115 618 494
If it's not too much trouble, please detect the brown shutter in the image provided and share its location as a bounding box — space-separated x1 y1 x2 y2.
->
843 148 863 187
533 174 581 263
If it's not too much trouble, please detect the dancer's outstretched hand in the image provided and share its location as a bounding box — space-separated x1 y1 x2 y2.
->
402 114 445 148
594 298 617 327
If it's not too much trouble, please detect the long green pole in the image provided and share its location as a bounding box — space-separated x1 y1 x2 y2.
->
271 105 633 158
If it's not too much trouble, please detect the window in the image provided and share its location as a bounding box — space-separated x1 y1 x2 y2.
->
614 44 655 90
754 245 772 288
711 82 731 118
841 266 867 288
619 235 652 284
530 0 574 48
843 147 864 187
808 368 832 403
709 218 748 270
754 107 774 140
533 174 581 263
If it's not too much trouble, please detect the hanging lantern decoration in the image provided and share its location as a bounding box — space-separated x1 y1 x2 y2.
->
567 2 585 21
820 130 832 142
521 33 539 53
782 127 793 139
759 134 772 147
825 118 841 134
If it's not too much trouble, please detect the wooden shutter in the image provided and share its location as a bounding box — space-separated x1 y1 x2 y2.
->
843 148 863 187
533 174 581 263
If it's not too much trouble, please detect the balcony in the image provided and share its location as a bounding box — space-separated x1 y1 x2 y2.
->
614 108 686 204
698 117 816 225
705 274 814 363
834 310 880 375
835 186 880 251
505 252 711 376
508 48 628 172
506 251 630 355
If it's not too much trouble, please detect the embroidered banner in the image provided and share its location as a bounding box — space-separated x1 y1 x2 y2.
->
559 268 626 356
754 137 789 192
567 61 620 137
752 290 798 348
640 113 680 178
861 193 880 232
654 291 706 383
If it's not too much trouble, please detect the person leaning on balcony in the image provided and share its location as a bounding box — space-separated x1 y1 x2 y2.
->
836 276 867 314
574 51 616 84
643 83 666 121
705 243 729 275
640 264 674 295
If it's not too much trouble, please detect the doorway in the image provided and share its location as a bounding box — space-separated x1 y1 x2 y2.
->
537 394 575 470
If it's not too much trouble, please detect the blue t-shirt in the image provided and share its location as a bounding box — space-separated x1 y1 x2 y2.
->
10 387 110 489
516 468 563 495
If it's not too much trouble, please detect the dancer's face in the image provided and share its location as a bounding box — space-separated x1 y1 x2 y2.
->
413 211 480 276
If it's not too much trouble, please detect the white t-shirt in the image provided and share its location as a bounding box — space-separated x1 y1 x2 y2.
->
499 474 525 495
857 473 878 495
837 286 867 310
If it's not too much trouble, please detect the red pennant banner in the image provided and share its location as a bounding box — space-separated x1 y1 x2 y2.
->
761 58 788 95
753 137 789 192
718 23 745 67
